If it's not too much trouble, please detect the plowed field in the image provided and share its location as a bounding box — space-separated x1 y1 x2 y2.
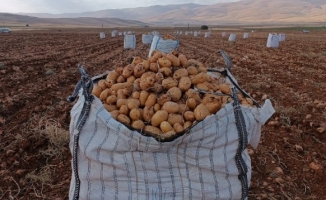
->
0 28 325 200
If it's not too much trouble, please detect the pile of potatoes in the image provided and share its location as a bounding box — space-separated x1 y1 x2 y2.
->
92 50 254 139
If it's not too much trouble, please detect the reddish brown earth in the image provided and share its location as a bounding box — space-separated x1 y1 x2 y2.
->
0 28 325 200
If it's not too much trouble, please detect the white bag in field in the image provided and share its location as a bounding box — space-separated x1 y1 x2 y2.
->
204 32 209 38
229 33 236 41
68 66 275 200
266 33 279 48
222 32 227 37
99 32 105 39
148 35 179 58
243 33 249 39
142 34 153 44
194 31 198 37
111 31 116 37
118 32 122 36
278 34 286 42
124 34 136 49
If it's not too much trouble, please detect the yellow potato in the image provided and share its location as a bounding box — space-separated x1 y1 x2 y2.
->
206 102 222 114
129 108 141 121
190 72 207 85
167 114 184 126
186 66 198 75
106 71 119 82
106 95 118 105
178 77 192 92
122 64 134 78
100 88 111 102
158 67 172 77
132 91 140 99
149 63 159 72
139 91 149 107
154 103 161 112
158 57 172 68
220 83 231 94
178 54 189 67
151 110 169 127
160 121 174 133
103 104 118 112
116 75 125 83
145 93 157 107
173 123 184 133
183 111 195 122
117 114 131 125
127 99 140 110
194 104 210 121
110 110 120 119
183 121 193 130
134 63 146 78
144 125 162 135
186 98 197 110
166 53 180 67
157 94 172 106
178 104 190 115
143 106 155 122
162 77 178 89
97 79 107 90
131 120 145 130
161 101 179 114
132 56 143 66
166 87 182 102
116 99 128 108
119 105 129 115
173 68 188 80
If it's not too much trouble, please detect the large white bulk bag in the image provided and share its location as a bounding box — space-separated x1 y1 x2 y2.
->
124 34 136 49
152 31 159 36
243 33 249 39
68 67 274 200
142 34 153 44
123 31 127 36
229 33 236 41
222 32 227 37
179 31 182 35
204 32 209 38
194 31 198 37
266 33 279 48
99 32 105 39
185 31 189 35
148 35 179 58
111 31 116 37
118 32 122 36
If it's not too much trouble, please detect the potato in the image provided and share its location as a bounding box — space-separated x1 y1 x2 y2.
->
149 51 162 63
155 72 164 84
116 75 125 83
140 76 156 90
116 99 128 108
161 101 179 114
178 54 189 67
167 114 184 126
103 104 118 112
185 89 202 103
122 88 132 96
133 78 141 91
151 110 169 127
196 83 209 91
160 121 174 133
186 98 197 110
162 78 178 89
111 82 133 91
105 79 115 88
178 77 192 92
132 91 140 99
183 111 195 122
131 120 145 130
220 83 231 94
149 63 158 72
194 104 210 121
106 95 118 105
110 110 120 119
178 104 190 115
117 114 131 125
188 59 205 69
197 66 207 73
92 85 103 98
115 66 124 75
158 57 172 68
139 91 149 107
167 87 182 102
142 60 150 71
145 93 157 107
173 123 184 133
126 75 136 83
154 103 160 112
173 68 188 80
187 66 198 75
143 106 155 122
190 72 207 85
222 96 232 104
140 72 156 80
127 99 140 110
132 56 143 66
106 71 119 82
202 94 221 105
129 108 141 121
119 105 129 115
134 63 146 78
245 97 254 106
183 121 192 129
166 53 180 67
152 83 163 93
157 94 171 106
97 79 107 90
144 125 162 135
100 88 111 101
122 64 134 78
204 82 219 92
159 67 172 77
206 102 221 114
116 89 126 99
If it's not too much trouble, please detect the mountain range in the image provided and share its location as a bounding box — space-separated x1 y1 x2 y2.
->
2 0 326 27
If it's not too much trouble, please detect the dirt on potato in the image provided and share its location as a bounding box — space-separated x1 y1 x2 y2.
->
0 28 325 200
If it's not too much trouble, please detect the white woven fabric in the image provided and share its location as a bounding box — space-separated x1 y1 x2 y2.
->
124 35 136 49
148 35 179 58
69 90 273 200
142 34 153 45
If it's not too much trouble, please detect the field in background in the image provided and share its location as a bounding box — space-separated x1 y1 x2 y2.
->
0 27 325 199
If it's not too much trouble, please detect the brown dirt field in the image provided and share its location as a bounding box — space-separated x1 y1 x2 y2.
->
0 28 325 200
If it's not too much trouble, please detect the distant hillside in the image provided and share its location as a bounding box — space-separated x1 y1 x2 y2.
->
18 0 326 25
0 13 147 27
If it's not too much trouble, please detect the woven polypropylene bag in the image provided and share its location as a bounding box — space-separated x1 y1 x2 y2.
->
148 35 179 58
69 88 274 200
124 35 136 49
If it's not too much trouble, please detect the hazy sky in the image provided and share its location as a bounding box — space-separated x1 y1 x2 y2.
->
0 0 240 14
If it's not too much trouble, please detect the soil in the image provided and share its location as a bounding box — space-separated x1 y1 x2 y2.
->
0 28 325 200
